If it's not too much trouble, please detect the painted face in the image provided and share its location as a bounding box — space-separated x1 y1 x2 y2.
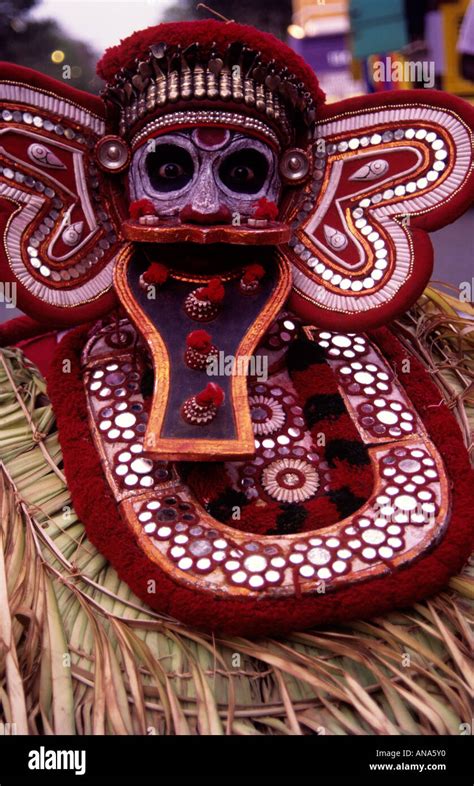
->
129 127 280 222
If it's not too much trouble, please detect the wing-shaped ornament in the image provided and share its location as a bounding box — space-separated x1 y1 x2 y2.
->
286 90 474 331
0 63 126 325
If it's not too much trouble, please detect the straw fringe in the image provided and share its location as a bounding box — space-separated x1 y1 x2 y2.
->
0 289 472 735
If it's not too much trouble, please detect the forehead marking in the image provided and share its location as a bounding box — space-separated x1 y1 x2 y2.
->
193 127 230 150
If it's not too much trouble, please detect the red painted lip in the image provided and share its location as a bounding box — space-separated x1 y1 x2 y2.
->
179 204 232 225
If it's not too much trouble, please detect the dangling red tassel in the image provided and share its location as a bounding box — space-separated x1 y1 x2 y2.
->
253 197 279 220
129 198 156 219
195 382 225 407
242 264 265 284
195 277 225 304
186 330 213 352
240 263 265 293
142 262 168 285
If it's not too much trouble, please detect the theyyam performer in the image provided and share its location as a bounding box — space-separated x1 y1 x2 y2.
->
0 17 473 636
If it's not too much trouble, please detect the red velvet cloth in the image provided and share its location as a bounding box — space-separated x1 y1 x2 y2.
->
44 324 474 636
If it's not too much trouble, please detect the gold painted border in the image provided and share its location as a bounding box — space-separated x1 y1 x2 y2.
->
114 242 292 460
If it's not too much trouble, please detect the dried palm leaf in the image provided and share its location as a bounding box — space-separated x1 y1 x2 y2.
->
0 288 472 735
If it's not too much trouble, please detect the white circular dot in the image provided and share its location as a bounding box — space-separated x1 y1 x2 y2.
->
362 547 377 560
354 371 375 385
376 410 398 425
115 412 136 428
271 557 286 569
362 529 385 545
395 494 417 511
265 570 280 583
244 555 267 573
131 457 154 474
337 549 351 559
317 568 331 580
332 335 352 348
289 553 304 564
308 547 330 566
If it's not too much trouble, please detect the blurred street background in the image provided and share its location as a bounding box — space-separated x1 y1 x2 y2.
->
0 0 473 319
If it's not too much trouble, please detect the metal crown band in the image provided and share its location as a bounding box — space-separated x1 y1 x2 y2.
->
130 110 281 149
102 41 315 141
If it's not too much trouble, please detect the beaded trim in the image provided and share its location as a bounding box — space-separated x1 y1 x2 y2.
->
130 111 280 149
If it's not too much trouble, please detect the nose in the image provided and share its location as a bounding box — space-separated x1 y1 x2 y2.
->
179 159 231 225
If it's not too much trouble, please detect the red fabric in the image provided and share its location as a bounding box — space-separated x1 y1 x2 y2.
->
289 89 474 332
0 62 120 328
0 316 61 376
0 315 47 346
0 62 105 116
96 20 325 110
47 325 474 636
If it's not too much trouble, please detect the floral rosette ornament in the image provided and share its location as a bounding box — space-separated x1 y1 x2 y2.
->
0 18 473 636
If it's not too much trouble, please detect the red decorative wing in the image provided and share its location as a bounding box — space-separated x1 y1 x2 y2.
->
0 63 124 326
286 90 474 330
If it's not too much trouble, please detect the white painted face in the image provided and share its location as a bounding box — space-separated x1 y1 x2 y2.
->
129 126 281 222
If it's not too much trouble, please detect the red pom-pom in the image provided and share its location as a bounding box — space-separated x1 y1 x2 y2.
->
242 264 265 284
143 262 168 285
196 277 225 304
129 199 156 219
186 330 212 353
253 197 279 220
195 382 225 408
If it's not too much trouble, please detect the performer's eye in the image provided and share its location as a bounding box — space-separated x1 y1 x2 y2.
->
219 149 269 194
146 144 194 192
